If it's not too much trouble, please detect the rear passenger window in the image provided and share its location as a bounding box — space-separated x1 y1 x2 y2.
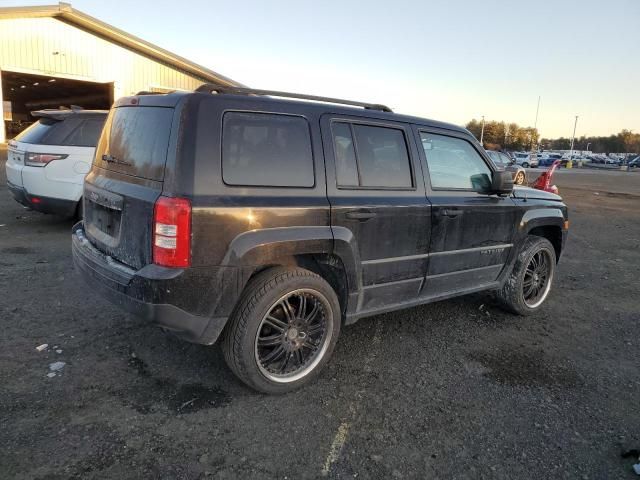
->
331 122 413 189
332 122 359 187
222 112 314 187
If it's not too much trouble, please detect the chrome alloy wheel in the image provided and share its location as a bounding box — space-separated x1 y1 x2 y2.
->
523 249 554 308
254 289 333 383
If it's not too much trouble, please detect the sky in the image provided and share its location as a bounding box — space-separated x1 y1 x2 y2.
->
3 0 639 138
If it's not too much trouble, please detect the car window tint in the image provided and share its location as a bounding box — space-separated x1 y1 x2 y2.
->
486 150 500 165
332 122 359 187
420 132 491 190
96 106 174 181
15 117 79 145
352 124 412 188
64 117 106 147
222 112 314 187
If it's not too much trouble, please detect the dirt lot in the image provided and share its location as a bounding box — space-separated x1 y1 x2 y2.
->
1 149 639 479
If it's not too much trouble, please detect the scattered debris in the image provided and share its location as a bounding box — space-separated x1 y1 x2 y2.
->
622 449 640 476
593 192 600 195
35 344 48 352
46 372 57 378
56 349 63 354
49 361 66 372
36 259 49 264
0 224 5 227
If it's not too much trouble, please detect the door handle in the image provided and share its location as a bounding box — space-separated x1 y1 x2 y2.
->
440 209 463 218
345 210 376 221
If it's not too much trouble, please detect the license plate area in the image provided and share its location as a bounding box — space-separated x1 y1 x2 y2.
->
88 201 122 239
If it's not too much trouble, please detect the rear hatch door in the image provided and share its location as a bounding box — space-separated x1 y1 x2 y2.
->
83 103 176 270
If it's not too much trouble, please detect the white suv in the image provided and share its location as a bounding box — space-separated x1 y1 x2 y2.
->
513 152 539 168
6 109 107 218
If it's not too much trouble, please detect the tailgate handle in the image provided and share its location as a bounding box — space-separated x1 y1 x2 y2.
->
440 209 463 218
345 210 376 221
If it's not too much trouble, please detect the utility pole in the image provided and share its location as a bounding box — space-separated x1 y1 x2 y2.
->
569 115 579 161
504 124 509 150
480 115 485 146
531 96 541 152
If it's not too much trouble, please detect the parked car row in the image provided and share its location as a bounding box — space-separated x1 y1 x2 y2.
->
485 150 527 184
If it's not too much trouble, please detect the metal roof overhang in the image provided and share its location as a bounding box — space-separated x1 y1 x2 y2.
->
0 2 243 87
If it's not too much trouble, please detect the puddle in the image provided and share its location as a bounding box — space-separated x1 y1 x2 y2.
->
2 246 33 254
470 348 579 387
123 354 231 414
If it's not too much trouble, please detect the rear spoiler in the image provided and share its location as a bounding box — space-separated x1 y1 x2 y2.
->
31 110 71 121
31 106 82 121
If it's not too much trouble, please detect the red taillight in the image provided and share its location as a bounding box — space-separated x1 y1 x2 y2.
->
153 196 191 268
25 153 68 167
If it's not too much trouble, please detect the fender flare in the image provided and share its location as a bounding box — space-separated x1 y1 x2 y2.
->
221 225 363 312
518 208 565 233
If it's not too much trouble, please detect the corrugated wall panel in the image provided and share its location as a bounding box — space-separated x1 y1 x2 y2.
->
0 17 208 97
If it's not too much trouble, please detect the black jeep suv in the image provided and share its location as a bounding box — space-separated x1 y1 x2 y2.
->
72 86 568 393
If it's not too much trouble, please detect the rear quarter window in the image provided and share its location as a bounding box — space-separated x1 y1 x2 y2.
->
222 112 315 187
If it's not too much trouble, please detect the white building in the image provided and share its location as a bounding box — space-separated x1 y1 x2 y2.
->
0 2 240 142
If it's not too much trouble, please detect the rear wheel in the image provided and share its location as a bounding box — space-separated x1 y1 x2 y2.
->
522 162 530 168
222 267 341 394
497 236 556 315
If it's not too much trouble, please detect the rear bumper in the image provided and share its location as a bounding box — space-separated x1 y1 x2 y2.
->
71 224 227 345
7 180 77 217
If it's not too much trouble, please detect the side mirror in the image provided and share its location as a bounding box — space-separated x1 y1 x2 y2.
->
471 171 513 195
491 170 514 195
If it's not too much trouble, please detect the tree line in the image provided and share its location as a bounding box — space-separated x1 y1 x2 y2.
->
465 119 639 154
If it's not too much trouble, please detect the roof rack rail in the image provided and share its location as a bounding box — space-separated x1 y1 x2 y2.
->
195 84 393 113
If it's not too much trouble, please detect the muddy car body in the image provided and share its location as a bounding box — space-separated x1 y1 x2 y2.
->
73 86 568 393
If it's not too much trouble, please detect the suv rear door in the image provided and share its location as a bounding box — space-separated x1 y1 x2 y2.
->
321 115 431 315
83 102 176 270
415 127 520 297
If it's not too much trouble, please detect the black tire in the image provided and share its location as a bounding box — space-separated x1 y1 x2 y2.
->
497 236 556 315
222 267 341 394
522 162 529 168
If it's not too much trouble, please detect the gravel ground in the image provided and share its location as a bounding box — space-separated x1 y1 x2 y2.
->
1 148 639 479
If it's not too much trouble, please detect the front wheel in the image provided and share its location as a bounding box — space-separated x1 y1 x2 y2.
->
522 162 529 168
222 267 341 394
497 236 556 315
